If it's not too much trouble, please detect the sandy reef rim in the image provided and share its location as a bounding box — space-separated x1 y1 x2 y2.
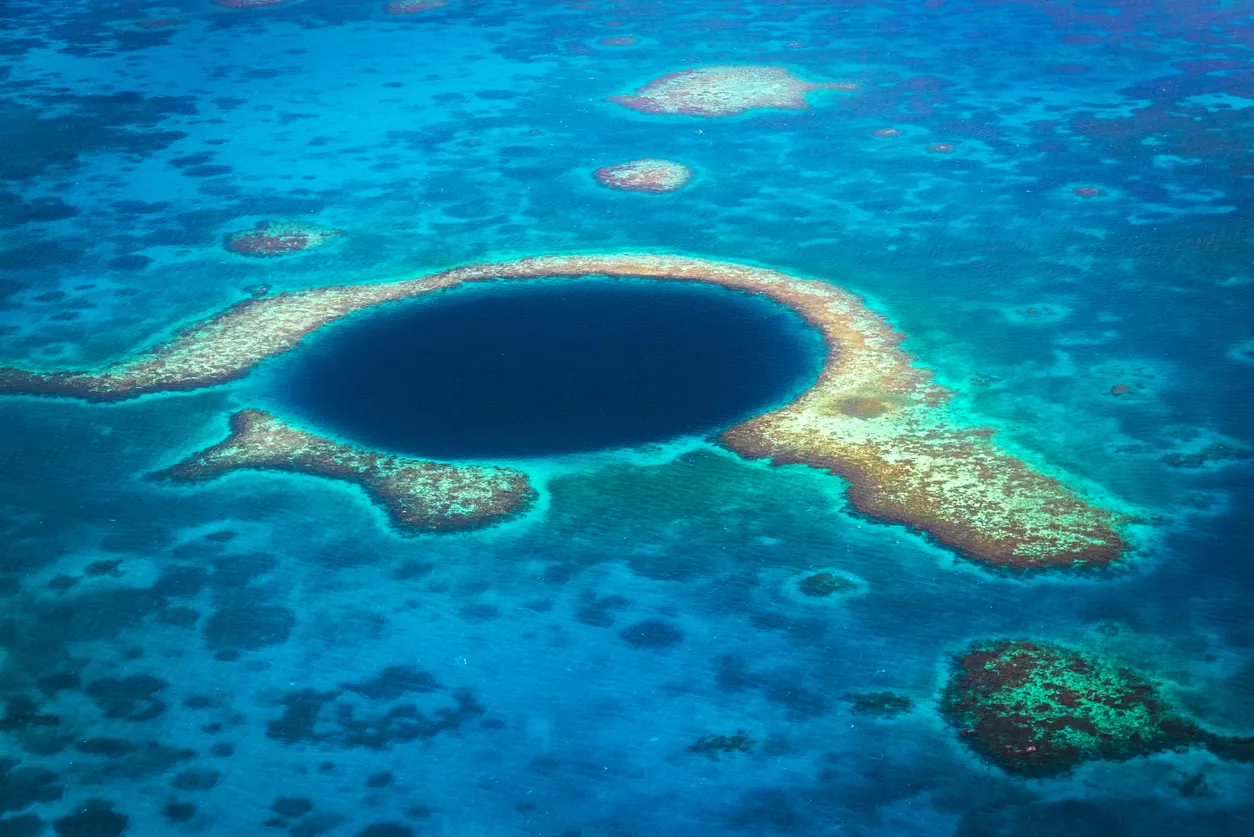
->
0 253 1132 570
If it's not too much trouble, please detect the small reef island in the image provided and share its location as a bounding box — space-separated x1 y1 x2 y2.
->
225 221 344 258
944 639 1253 776
594 159 693 193
609 65 855 118
0 254 1128 567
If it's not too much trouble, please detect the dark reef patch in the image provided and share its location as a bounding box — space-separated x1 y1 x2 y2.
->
51 801 127 837
271 277 822 459
265 683 484 749
0 192 77 229
171 768 221 791
0 814 43 837
76 738 136 758
203 591 295 651
84 675 167 722
619 618 685 650
0 95 193 182
161 801 195 823
0 760 62 814
343 666 440 701
272 797 313 818
358 825 414 837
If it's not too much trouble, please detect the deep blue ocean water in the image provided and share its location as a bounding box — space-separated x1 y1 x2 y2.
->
267 278 823 459
0 1 1252 836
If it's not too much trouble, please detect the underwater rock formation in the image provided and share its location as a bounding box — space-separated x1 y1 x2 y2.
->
0 254 1128 567
609 65 854 118
796 571 858 598
688 731 754 760
224 221 343 258
847 692 913 716
943 639 1254 776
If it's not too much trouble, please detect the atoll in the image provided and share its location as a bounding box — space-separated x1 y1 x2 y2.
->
943 639 1254 776
224 221 343 258
155 410 535 532
0 254 1129 567
872 128 901 137
597 36 638 47
594 159 693 193
926 143 954 153
609 65 854 118
384 0 447 14
1073 187 1102 198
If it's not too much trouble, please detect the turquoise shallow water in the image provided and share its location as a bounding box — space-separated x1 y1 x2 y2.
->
0 0 1253 835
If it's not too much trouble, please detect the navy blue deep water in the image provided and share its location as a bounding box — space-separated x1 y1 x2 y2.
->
269 278 823 458
0 0 1253 836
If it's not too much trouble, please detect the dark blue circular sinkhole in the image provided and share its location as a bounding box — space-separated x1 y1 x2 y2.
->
267 277 824 460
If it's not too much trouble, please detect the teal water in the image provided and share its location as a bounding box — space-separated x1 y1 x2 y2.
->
0 1 1252 836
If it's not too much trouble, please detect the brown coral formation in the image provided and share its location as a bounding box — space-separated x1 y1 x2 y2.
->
609 65 854 118
155 410 534 532
944 639 1254 776
0 254 1128 567
594 159 693 193
225 220 343 258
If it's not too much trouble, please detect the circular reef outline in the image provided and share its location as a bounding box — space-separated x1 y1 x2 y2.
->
0 253 1130 565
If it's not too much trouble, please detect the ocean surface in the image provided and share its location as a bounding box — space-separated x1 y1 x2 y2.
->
0 0 1252 836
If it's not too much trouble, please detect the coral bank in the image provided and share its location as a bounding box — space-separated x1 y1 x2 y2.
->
594 159 693 193
943 639 1254 776
225 221 343 258
0 254 1128 567
609 65 853 118
155 410 534 532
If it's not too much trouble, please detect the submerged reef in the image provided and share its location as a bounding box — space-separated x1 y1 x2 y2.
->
155 410 535 532
609 65 854 118
797 571 858 598
0 254 1128 567
688 731 754 760
224 221 343 258
943 639 1254 777
594 159 693 193
847 692 913 716
1158 441 1252 469
384 0 447 13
